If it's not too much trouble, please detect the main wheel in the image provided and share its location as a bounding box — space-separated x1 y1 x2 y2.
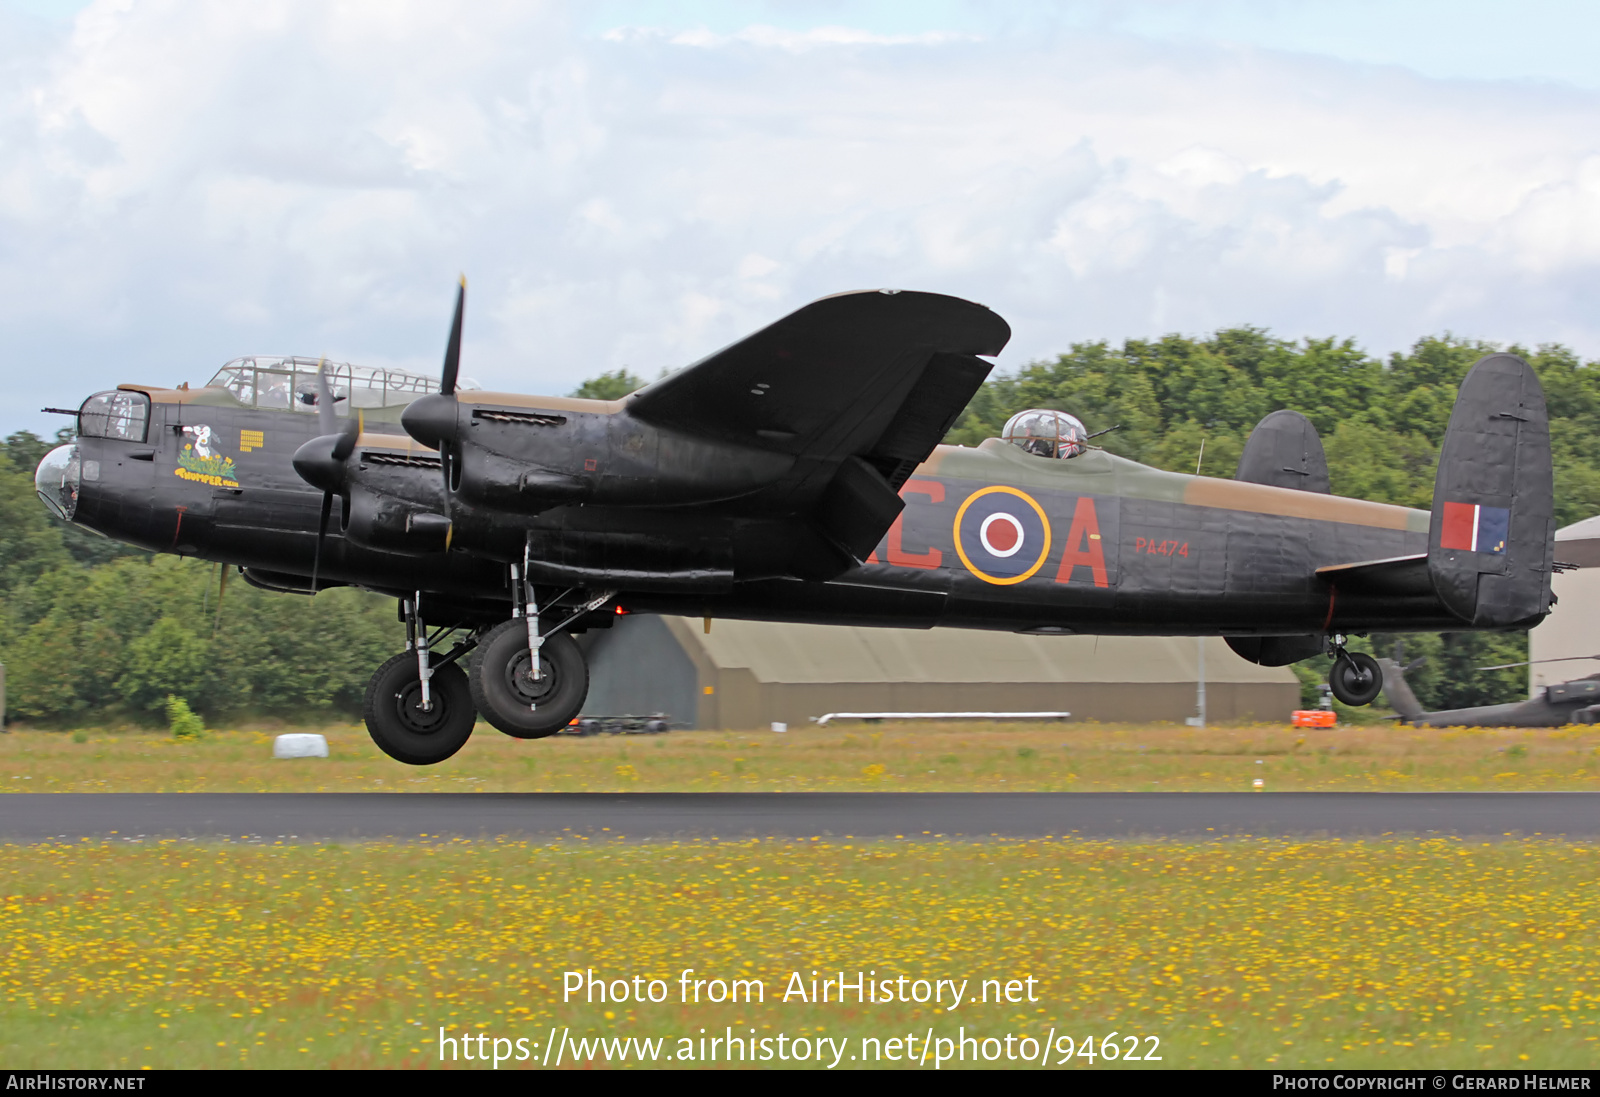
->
469 619 589 739
1328 651 1384 707
363 653 475 765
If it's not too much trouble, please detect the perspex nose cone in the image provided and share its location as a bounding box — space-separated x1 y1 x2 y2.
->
34 443 80 522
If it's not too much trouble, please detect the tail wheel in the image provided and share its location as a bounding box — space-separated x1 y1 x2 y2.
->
1329 651 1384 707
363 653 475 765
469 619 589 739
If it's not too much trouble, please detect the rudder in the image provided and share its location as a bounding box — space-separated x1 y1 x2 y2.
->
1427 353 1554 628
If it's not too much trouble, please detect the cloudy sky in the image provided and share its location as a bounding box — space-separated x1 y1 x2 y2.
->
3 0 1599 437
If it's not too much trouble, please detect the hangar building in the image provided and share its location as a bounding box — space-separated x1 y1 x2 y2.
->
1529 514 1600 693
579 615 1300 729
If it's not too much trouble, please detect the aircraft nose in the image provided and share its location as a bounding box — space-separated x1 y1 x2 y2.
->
34 443 81 522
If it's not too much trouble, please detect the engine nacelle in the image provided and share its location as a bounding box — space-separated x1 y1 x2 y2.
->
344 489 452 553
402 394 794 514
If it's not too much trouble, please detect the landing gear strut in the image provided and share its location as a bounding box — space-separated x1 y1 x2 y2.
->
469 551 610 738
1327 634 1384 707
363 593 479 766
469 623 588 738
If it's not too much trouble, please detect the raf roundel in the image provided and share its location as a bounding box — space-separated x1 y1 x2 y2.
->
980 512 1024 557
953 486 1052 585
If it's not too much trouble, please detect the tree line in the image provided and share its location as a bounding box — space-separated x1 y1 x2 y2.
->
943 329 1597 707
0 430 402 724
4 329 1592 723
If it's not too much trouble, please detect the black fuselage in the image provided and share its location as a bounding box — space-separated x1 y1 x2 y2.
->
63 389 1475 637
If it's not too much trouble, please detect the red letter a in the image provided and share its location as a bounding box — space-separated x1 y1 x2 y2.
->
1054 497 1108 587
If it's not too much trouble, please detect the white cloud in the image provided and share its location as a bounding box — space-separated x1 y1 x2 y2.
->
606 24 978 50
1 2 1600 437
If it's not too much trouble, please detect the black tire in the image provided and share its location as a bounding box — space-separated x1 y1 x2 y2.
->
363 653 475 765
1329 651 1384 707
469 620 589 739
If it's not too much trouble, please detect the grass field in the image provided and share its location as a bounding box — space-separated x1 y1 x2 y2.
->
2 719 1599 792
1 836 1595 1070
7 720 1596 1071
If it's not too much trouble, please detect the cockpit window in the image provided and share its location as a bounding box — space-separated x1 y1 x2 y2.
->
212 366 256 406
1002 409 1087 459
206 357 478 412
78 391 150 442
254 369 297 410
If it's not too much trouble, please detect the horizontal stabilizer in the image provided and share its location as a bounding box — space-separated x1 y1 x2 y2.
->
1235 409 1330 493
1315 553 1432 597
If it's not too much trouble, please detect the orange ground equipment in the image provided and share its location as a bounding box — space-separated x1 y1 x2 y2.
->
1291 709 1338 728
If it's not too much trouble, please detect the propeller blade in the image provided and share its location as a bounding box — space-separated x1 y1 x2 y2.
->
440 276 465 396
315 359 337 437
331 416 359 462
311 490 334 594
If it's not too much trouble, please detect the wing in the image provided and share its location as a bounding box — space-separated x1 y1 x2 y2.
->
627 290 1009 566
628 289 1010 491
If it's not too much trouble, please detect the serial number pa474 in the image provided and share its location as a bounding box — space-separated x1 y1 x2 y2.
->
1134 537 1189 557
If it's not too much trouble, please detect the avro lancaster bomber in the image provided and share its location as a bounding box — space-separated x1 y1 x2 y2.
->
35 286 1557 763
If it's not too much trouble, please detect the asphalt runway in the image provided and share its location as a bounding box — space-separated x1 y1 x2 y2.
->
0 792 1597 841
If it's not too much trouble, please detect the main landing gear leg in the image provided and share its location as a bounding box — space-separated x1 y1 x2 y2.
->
1326 633 1384 707
363 595 480 766
522 545 544 683
410 592 435 711
469 556 612 739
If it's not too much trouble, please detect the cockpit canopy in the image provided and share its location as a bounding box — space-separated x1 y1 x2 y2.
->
1002 408 1088 459
206 357 479 413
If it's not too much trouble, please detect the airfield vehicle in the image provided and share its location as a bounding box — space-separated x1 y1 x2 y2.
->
35 287 1557 763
